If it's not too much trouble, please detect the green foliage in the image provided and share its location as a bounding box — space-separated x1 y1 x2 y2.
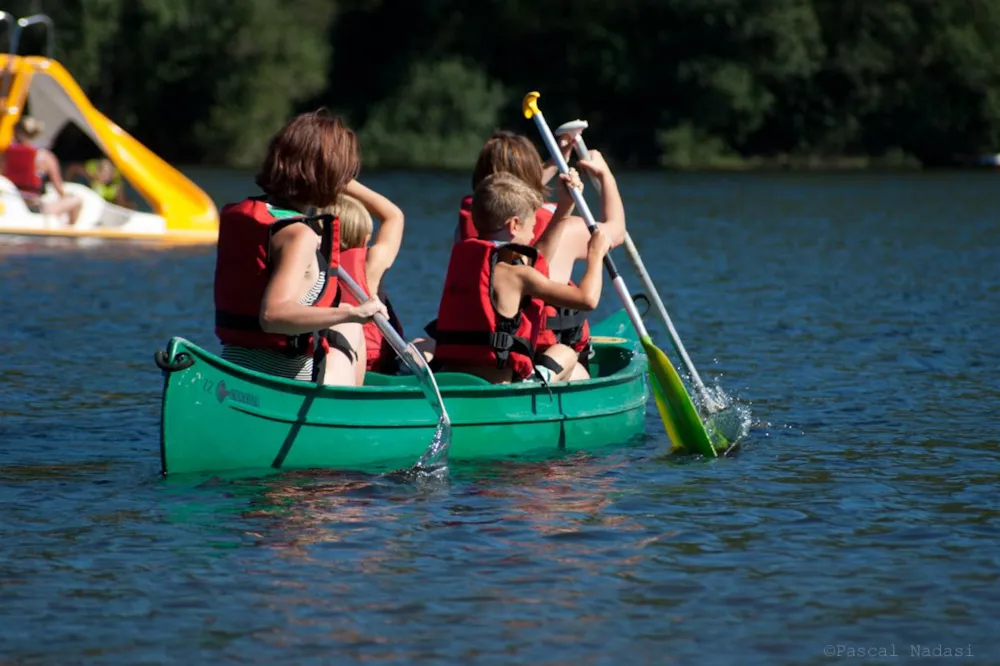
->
657 123 741 169
358 59 505 169
8 0 333 167
8 0 1000 168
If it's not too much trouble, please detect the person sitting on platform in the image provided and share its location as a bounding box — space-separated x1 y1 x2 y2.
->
65 158 134 209
2 116 82 225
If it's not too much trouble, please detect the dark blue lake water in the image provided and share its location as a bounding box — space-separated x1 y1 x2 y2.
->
1 170 997 664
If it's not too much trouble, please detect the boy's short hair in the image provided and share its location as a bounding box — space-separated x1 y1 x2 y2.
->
318 194 372 250
471 173 542 235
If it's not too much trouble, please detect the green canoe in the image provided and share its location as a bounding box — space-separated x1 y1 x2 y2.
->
155 309 649 475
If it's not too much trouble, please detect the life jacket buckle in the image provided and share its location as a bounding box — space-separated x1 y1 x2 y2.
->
489 330 515 352
490 331 517 369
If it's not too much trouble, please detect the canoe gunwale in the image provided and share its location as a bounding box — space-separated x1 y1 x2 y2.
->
163 334 646 400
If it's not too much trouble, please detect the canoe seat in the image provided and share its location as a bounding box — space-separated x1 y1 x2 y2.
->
362 371 492 387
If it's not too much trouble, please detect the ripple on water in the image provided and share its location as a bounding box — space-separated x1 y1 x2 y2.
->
3 172 1000 664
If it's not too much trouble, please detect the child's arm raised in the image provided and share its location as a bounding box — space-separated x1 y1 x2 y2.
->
578 150 626 247
535 150 626 284
344 180 405 286
548 168 582 227
516 228 611 311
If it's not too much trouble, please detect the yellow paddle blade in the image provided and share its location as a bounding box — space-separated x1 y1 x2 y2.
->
650 371 686 454
641 335 717 458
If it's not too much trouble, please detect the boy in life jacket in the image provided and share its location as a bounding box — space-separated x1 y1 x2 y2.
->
430 172 613 385
317 181 413 383
454 131 626 372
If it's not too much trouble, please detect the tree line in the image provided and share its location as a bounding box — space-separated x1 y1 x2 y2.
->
8 0 1000 169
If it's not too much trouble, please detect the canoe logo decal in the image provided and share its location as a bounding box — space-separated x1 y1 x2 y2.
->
215 380 260 407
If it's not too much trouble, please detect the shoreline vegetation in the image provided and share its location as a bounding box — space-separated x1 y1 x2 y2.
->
16 1 1000 173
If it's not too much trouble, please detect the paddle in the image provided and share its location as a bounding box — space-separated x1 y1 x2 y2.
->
335 267 452 468
554 120 725 415
522 92 717 458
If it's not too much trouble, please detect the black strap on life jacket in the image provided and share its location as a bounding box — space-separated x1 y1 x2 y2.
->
546 306 587 347
268 211 336 268
535 353 564 375
497 242 538 267
385 296 403 335
376 297 404 376
425 319 535 371
546 307 587 331
309 328 359 383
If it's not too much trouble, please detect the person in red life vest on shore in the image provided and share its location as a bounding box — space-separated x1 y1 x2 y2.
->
214 109 387 386
318 181 433 383
429 172 613 385
2 116 82 225
453 130 624 372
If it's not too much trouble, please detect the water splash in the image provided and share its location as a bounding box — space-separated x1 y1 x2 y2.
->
691 375 753 455
414 417 451 471
380 419 451 484
397 340 453 474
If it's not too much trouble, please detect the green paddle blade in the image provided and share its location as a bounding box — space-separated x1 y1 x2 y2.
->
642 335 717 458
650 371 683 455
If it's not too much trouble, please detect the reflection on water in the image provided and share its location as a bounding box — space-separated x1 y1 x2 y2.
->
2 171 999 664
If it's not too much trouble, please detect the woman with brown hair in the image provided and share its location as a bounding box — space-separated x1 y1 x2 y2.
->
213 109 386 386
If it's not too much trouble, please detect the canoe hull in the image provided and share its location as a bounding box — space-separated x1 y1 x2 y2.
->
158 310 649 475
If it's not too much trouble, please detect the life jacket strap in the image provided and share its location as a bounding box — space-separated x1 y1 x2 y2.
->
427 326 534 370
545 307 588 348
267 212 336 266
546 307 587 331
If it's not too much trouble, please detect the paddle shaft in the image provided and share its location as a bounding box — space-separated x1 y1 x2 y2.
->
569 135 717 410
335 266 451 424
526 109 650 341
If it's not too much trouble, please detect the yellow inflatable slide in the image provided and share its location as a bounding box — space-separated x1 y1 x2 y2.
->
0 13 218 243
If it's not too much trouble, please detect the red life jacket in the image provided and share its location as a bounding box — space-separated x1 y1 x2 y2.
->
3 143 43 194
456 195 555 245
430 239 548 380
455 196 591 355
338 247 405 373
213 197 340 355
